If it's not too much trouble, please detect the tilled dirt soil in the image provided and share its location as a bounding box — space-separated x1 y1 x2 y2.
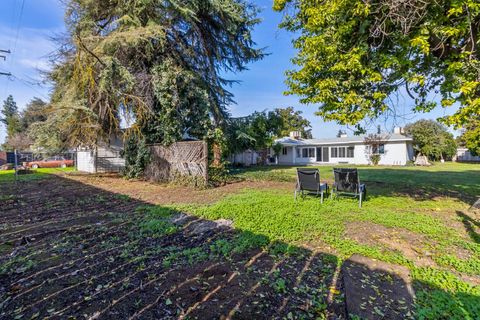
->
0 175 346 320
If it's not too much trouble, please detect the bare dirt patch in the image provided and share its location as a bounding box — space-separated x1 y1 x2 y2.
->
345 221 437 267
66 174 292 205
342 254 415 320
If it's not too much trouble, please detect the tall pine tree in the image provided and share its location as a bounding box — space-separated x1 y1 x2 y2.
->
42 0 264 148
1 95 21 140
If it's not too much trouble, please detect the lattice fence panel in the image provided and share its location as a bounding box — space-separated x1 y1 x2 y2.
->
144 141 208 184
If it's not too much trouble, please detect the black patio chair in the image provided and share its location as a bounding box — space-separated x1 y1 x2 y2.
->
331 168 366 208
294 168 328 203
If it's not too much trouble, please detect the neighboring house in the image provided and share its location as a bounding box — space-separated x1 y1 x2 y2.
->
76 135 125 173
273 129 414 166
454 148 480 162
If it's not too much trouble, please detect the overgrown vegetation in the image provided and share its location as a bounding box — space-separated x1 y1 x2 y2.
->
36 0 263 151
122 134 151 179
274 0 480 132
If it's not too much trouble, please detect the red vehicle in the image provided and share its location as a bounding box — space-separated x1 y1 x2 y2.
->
25 156 74 169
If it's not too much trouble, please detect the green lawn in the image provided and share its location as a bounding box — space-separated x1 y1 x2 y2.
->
0 167 75 183
175 162 480 319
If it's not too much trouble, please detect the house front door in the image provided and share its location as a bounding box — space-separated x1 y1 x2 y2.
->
316 147 329 162
316 147 322 162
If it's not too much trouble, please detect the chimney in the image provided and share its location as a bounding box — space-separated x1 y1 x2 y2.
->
393 127 404 134
340 133 348 138
289 131 302 139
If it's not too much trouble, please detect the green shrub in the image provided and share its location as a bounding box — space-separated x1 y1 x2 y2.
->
370 154 381 165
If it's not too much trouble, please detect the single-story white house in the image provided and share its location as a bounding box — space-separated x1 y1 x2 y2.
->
273 130 414 166
77 135 125 173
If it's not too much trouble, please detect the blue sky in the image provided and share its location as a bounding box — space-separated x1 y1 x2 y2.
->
0 0 460 144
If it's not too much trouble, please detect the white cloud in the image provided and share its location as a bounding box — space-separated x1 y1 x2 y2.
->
18 58 51 72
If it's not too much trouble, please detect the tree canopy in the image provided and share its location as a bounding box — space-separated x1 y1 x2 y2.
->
224 107 312 155
274 0 480 131
1 97 49 151
457 119 480 156
273 107 312 138
20 98 48 131
1 95 21 139
43 0 263 148
225 111 279 155
404 119 457 160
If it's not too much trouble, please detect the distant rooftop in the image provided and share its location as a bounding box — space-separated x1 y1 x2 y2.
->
276 133 412 146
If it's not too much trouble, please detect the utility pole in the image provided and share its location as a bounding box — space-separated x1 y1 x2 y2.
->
0 49 12 77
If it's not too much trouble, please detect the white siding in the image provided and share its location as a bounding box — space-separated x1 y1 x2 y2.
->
275 141 413 166
278 147 295 165
379 141 409 165
291 146 315 165
353 144 369 165
76 135 126 173
76 150 96 173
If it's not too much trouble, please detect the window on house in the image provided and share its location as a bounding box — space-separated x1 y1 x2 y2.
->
339 147 346 158
282 147 288 155
331 147 338 158
379 144 385 154
302 148 308 158
302 148 315 158
371 144 385 154
347 146 354 158
296 148 301 158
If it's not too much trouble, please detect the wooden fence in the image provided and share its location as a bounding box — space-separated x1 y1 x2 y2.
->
144 141 208 184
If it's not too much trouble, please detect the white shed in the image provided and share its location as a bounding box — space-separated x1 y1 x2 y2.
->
76 135 125 173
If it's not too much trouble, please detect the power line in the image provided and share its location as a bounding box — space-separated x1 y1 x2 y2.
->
11 0 26 61
2 0 26 94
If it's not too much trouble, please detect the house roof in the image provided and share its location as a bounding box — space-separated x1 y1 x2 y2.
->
276 133 412 146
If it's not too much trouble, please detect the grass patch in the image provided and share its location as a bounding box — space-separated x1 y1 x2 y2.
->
135 205 179 237
0 167 75 183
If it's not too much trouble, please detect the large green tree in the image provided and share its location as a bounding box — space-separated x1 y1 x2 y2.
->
2 97 49 151
225 107 312 156
273 107 312 138
1 95 21 140
225 111 279 155
21 98 48 130
43 0 263 148
274 0 480 132
404 119 457 160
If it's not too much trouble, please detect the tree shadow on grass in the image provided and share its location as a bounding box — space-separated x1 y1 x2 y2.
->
0 174 479 319
456 211 480 244
234 165 480 205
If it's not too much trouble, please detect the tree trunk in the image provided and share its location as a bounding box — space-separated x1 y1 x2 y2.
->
212 143 222 167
